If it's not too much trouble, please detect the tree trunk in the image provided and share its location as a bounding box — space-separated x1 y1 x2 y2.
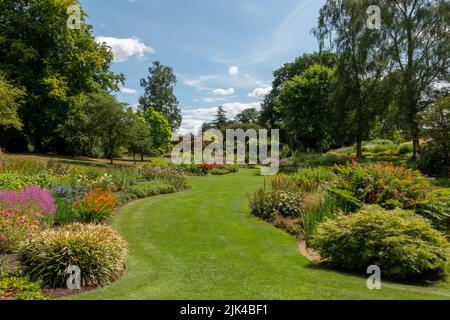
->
412 130 420 159
133 153 136 165
356 138 363 160
141 153 144 162
409 103 420 160
318 140 323 154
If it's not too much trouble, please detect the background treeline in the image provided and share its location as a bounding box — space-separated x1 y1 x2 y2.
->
258 0 449 166
0 0 181 162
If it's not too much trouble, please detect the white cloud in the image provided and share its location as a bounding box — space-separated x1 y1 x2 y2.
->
119 87 138 94
212 88 235 96
228 66 239 75
181 75 219 90
96 37 154 62
203 97 226 103
178 102 261 134
248 85 272 98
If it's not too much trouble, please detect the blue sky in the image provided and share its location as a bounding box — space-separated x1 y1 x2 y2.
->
79 0 325 133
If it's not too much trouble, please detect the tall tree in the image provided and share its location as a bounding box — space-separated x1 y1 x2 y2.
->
235 108 260 125
260 52 337 129
213 106 228 130
58 94 102 157
381 0 450 158
88 94 132 165
139 61 182 130
315 0 389 158
128 111 153 162
276 64 334 153
422 94 450 162
0 0 123 152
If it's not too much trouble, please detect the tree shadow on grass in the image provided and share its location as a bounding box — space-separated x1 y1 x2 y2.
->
303 262 448 287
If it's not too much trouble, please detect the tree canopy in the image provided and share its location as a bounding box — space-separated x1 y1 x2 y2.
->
139 61 182 130
0 0 123 152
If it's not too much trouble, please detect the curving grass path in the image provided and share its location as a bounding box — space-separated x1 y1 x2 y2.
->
72 169 450 300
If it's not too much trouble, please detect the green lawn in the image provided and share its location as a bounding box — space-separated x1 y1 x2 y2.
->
71 169 450 300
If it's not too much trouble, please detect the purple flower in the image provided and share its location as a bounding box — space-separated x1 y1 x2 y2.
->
0 186 56 217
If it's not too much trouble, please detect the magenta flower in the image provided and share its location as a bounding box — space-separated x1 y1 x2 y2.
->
0 186 56 217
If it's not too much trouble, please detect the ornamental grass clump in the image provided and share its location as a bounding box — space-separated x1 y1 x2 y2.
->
20 223 128 288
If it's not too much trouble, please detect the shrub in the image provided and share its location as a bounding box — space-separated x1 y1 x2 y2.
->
74 189 117 223
417 147 450 178
432 179 450 188
0 172 58 191
269 211 302 235
127 182 175 199
141 167 187 189
251 189 304 219
327 187 363 213
76 173 115 191
148 158 169 168
210 168 229 175
291 153 349 168
20 223 128 288
415 200 450 230
311 206 449 281
0 156 45 175
398 143 413 155
0 276 47 300
272 175 302 193
335 162 430 209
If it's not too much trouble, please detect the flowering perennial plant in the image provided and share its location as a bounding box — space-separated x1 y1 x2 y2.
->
75 189 118 223
0 186 55 252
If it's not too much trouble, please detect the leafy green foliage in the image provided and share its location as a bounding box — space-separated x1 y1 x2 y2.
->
316 0 390 158
418 95 450 177
127 112 153 161
0 76 23 130
0 0 123 151
334 162 430 209
0 276 47 300
126 182 175 199
260 51 337 130
311 206 449 281
277 64 334 152
398 143 414 155
235 108 260 125
327 187 363 213
251 189 304 219
146 108 172 154
0 172 58 191
20 223 127 288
